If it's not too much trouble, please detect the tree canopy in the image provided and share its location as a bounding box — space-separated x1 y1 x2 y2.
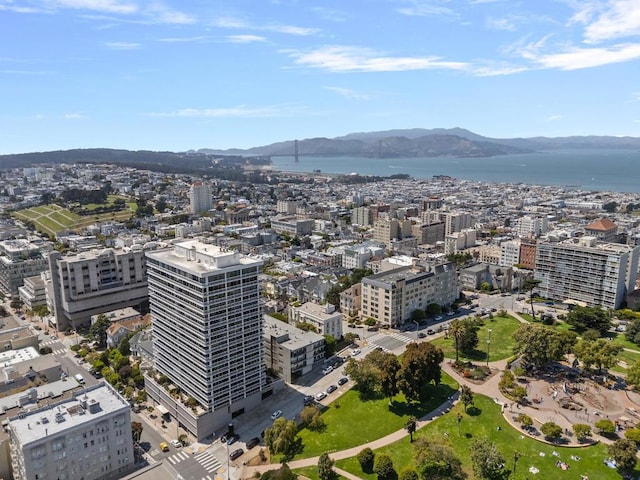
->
397 342 444 402
264 418 299 460
512 323 576 368
573 338 622 372
470 438 505 480
566 306 611 335
414 438 465 480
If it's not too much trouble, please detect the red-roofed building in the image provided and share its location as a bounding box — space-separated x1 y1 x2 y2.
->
585 218 618 242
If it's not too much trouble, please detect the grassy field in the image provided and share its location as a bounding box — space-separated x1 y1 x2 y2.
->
12 199 135 236
282 373 459 462
296 394 634 480
430 314 522 362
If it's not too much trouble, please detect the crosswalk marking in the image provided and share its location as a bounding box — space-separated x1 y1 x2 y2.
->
195 451 221 472
167 451 189 465
52 348 66 355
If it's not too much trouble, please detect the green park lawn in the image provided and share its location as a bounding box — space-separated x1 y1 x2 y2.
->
430 314 521 362
308 393 634 480
282 373 459 462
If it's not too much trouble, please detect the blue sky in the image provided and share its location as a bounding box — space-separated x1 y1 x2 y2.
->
1 0 639 154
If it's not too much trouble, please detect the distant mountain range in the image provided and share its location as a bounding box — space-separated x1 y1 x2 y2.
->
197 128 640 158
1 129 639 171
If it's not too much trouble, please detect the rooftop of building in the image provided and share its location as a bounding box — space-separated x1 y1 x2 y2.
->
585 217 618 231
0 346 40 368
0 324 37 344
263 315 324 348
92 307 140 324
146 239 262 274
8 382 129 445
291 302 340 319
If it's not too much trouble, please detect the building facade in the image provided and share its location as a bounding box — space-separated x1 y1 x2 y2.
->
534 237 640 309
7 382 134 480
48 248 148 332
145 240 265 440
189 181 213 214
288 302 343 340
0 240 49 297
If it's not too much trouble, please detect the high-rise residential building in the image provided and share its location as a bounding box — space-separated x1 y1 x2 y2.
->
534 237 640 309
500 239 521 267
0 239 49 297
515 215 548 237
7 382 134 480
444 229 476 255
440 212 474 236
144 240 264 440
351 206 373 227
519 238 537 270
48 248 148 332
361 264 458 328
189 181 213 214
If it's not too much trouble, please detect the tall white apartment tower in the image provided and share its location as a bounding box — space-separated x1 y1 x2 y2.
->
145 240 264 440
189 181 213 214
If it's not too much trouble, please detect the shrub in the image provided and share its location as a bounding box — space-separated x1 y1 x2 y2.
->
541 422 563 441
357 447 374 473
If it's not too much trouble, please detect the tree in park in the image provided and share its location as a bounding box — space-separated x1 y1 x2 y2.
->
470 438 505 480
573 338 622 373
356 448 375 473
595 419 616 436
317 452 334 480
512 323 576 368
344 358 378 396
397 342 444 402
264 417 299 460
460 385 474 412
573 424 592 442
373 455 395 480
517 413 533 429
405 416 417 442
624 427 640 445
608 439 638 475
89 313 111 348
300 405 324 431
399 469 418 480
625 318 640 346
522 278 541 321
540 422 563 441
566 305 611 335
379 354 400 403
449 318 479 363
414 438 465 480
260 464 297 480
626 360 640 388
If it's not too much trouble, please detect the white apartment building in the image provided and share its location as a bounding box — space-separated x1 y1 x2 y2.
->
361 264 458 328
145 240 265 441
0 239 49 297
271 216 315 236
515 215 548 237
441 212 474 236
444 229 476 255
342 246 374 269
48 248 148 332
500 239 521 267
7 382 134 480
189 181 213 214
289 302 343 340
351 207 373 227
18 273 47 310
535 237 640 309
276 200 299 215
263 315 325 383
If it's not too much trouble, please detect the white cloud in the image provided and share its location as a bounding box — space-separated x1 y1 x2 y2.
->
522 42 640 70
157 36 209 43
633 92 640 101
285 45 469 72
323 86 370 100
104 41 141 49
144 2 195 25
546 114 564 122
148 105 303 118
225 34 267 44
582 0 640 43
51 0 138 15
485 16 517 31
212 16 319 36
397 0 454 17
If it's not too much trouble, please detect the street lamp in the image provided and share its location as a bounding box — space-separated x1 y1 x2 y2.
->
513 451 521 477
486 329 492 367
457 413 463 436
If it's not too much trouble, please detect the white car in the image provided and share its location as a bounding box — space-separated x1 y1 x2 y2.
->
270 410 282 420
170 439 182 448
322 366 333 375
351 349 361 356
434 316 443 321
315 392 327 401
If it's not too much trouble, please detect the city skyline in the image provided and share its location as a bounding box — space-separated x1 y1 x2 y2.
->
1 0 639 154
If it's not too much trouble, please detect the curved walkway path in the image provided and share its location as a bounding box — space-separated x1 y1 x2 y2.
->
240 310 638 478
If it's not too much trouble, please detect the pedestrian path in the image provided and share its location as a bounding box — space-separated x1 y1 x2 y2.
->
194 450 222 474
166 450 190 465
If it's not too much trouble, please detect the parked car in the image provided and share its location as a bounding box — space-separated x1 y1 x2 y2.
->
434 315 443 321
351 349 361 356
326 385 338 394
303 395 314 405
315 392 327 401
230 448 244 461
322 366 333 375
246 437 260 449
447 311 456 316
338 377 348 386
226 434 240 445
270 410 282 420
417 332 426 338
170 439 182 448
426 329 435 335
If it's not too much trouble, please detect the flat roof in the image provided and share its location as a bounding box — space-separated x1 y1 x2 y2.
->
9 382 129 445
0 346 40 368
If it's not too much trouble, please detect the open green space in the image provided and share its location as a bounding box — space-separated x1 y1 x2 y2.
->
430 314 521 362
12 201 135 236
324 394 633 480
286 373 459 461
